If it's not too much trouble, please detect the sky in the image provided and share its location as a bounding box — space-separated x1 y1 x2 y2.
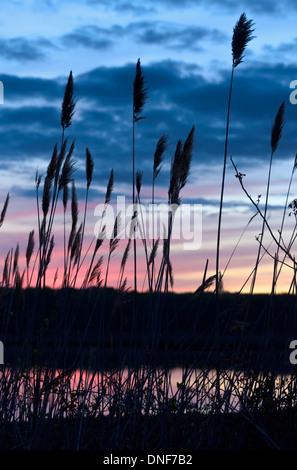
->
1 0 297 294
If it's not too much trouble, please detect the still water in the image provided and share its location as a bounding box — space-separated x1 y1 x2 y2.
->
0 365 293 420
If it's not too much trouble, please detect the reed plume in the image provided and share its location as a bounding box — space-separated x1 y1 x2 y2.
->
105 169 114 205
0 193 9 228
89 256 103 286
169 126 194 205
67 181 79 256
2 250 10 286
59 139 76 190
26 230 35 270
133 59 148 123
271 101 285 155
71 223 83 267
61 70 76 132
136 169 143 196
47 144 58 182
42 176 51 218
232 12 255 68
149 238 159 266
45 235 55 271
13 243 19 275
55 138 68 188
86 147 94 190
153 134 167 180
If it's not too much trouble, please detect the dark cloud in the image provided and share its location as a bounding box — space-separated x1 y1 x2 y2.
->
0 59 295 200
61 25 117 50
263 39 297 58
0 74 62 101
86 0 155 14
0 37 56 62
129 21 226 51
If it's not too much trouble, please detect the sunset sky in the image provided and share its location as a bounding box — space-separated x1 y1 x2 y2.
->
1 0 297 293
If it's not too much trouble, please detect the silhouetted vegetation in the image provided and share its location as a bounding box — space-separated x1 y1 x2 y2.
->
1 12 297 450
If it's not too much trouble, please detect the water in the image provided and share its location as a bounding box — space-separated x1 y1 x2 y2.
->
0 365 293 421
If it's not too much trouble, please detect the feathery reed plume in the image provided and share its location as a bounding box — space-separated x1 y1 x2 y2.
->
109 213 122 256
168 127 194 205
86 147 94 190
40 218 46 248
105 168 114 205
61 71 75 131
35 171 42 190
2 250 10 286
95 226 106 253
71 180 78 229
118 277 129 295
232 12 255 68
43 144 58 219
47 144 58 181
149 238 159 266
72 224 83 267
169 139 182 205
53 268 58 288
179 125 195 191
194 274 216 295
59 139 76 190
89 256 103 285
136 169 143 196
155 127 194 293
55 138 68 187
63 182 68 285
45 235 54 270
294 153 297 172
67 181 78 255
26 230 35 270
120 238 131 274
0 193 9 228
271 101 285 155
168 258 174 289
42 176 51 218
13 243 19 275
153 134 167 180
133 59 148 123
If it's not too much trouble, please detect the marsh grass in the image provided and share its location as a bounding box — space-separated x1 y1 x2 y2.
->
1 13 297 450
